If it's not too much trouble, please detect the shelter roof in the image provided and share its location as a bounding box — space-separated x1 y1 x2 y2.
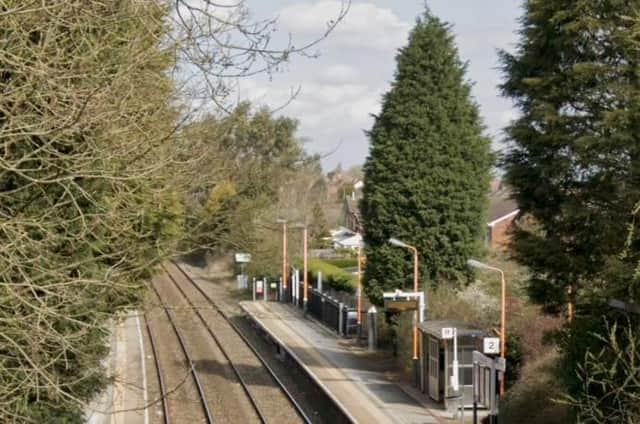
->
418 320 486 338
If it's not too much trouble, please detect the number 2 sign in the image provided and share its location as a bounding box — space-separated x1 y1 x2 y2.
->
483 337 500 354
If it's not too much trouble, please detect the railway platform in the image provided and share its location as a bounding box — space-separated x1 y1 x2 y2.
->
240 300 451 424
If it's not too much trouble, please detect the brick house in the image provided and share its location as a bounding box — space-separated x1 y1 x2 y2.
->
486 183 519 248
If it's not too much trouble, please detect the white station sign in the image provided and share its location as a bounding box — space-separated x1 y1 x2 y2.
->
235 253 252 263
483 337 501 354
441 327 454 340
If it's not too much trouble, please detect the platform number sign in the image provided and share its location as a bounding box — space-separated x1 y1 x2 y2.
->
441 327 454 340
483 337 500 354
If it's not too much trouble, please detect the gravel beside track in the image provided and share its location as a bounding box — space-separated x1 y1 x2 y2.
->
163 262 307 424
146 284 211 423
151 273 260 423
170 261 349 424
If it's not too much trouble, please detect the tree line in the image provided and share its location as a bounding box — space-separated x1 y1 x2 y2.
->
361 3 640 422
0 1 347 421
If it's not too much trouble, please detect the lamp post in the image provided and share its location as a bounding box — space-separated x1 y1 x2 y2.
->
294 223 309 314
276 219 288 296
357 245 365 334
389 237 420 361
467 258 507 396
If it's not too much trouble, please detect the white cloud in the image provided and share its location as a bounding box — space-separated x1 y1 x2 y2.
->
317 64 359 83
279 1 410 51
235 1 521 169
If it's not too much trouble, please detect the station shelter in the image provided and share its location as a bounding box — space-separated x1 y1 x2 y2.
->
418 320 486 411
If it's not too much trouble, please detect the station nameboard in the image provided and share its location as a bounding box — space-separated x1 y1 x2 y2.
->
234 253 252 263
384 298 418 312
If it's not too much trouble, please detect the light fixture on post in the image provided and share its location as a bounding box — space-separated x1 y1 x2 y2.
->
276 218 288 297
467 258 507 396
388 237 420 361
294 223 309 314
357 244 365 336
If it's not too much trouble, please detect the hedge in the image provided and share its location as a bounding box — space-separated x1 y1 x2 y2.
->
295 258 357 293
323 258 358 269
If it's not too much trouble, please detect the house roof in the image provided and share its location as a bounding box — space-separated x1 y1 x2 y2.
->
334 233 362 247
330 227 355 239
487 188 519 225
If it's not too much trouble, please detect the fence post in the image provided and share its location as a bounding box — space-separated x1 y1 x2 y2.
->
473 360 479 424
252 277 256 301
368 305 377 351
264 277 268 302
294 269 300 306
317 271 323 294
338 302 344 336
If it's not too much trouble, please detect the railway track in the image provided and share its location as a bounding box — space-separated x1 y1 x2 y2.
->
148 282 215 424
158 261 311 424
143 314 171 423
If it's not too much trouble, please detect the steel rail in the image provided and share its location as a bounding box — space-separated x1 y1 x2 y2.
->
162 264 269 424
143 313 171 424
150 283 214 424
168 261 313 424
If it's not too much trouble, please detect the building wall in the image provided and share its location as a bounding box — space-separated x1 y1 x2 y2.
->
488 216 515 249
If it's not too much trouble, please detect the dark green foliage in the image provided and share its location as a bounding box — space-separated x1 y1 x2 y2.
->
500 0 640 312
361 10 492 304
501 0 640 416
562 314 640 422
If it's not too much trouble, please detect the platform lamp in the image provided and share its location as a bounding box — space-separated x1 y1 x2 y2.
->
467 258 507 396
388 237 420 361
356 244 365 336
293 223 309 314
276 219 287 295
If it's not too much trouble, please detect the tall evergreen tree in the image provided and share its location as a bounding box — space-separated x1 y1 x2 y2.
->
501 1 640 313
361 10 492 304
501 0 640 415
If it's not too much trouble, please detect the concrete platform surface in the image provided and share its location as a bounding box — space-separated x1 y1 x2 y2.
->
240 300 450 424
86 312 150 424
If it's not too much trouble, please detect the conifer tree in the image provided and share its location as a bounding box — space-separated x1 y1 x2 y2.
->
501 1 640 313
501 0 640 414
361 10 492 304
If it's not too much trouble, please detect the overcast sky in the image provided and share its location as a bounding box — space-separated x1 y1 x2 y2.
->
239 1 524 171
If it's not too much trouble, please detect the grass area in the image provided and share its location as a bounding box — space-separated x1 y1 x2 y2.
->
323 258 358 269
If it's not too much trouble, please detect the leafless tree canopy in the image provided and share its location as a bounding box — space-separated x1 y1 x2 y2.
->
0 0 348 421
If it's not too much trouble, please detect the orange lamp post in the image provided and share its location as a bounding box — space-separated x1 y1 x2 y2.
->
357 245 365 328
276 219 288 291
389 237 420 360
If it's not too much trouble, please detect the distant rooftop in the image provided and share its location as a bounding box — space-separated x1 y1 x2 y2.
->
487 179 518 224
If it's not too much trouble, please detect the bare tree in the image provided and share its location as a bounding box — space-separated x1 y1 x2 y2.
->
0 0 348 421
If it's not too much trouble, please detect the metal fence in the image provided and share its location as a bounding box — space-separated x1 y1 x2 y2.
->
283 271 371 339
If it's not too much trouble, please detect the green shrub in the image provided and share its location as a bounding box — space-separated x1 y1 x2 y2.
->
500 351 570 424
324 258 358 269
298 258 357 293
